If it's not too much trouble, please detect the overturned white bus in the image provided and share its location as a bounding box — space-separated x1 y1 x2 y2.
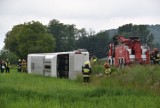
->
27 51 89 79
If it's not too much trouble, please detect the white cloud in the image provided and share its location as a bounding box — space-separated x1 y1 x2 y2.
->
0 0 160 50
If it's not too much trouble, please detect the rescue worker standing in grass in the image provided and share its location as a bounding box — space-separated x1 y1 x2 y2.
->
1 60 5 73
21 59 27 72
17 59 22 72
82 62 92 84
104 61 111 76
93 56 97 63
5 59 10 73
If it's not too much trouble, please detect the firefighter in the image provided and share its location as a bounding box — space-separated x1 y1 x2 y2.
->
150 51 155 64
17 59 22 72
152 48 160 64
82 62 92 84
5 59 10 73
21 59 27 72
104 61 111 76
1 60 5 73
93 56 97 63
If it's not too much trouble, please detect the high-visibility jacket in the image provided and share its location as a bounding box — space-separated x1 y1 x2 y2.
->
83 68 90 73
5 61 10 67
105 68 111 74
82 67 91 77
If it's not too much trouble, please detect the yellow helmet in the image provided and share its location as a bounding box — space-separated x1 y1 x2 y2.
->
84 61 91 67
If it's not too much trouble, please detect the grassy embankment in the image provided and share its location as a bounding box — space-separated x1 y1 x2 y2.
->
0 64 160 108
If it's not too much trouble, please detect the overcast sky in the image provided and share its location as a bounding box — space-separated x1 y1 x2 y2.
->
0 0 160 50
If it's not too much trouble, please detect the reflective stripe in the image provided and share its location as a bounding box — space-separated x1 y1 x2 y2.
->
83 69 90 73
83 75 90 77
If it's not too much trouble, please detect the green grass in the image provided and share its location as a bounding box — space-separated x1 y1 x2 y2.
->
1 65 160 108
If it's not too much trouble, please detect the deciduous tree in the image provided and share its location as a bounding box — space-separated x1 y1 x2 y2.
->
4 21 56 58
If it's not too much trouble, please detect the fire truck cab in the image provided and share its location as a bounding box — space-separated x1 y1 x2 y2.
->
108 36 150 67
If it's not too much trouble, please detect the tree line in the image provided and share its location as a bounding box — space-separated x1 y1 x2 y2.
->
1 20 154 63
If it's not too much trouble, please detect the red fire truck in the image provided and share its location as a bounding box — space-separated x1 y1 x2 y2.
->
108 36 150 67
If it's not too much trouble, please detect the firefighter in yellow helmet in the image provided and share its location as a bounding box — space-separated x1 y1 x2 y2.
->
104 61 111 76
82 61 92 84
